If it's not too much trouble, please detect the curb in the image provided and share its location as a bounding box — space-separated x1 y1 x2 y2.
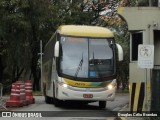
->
115 104 145 120
118 104 128 120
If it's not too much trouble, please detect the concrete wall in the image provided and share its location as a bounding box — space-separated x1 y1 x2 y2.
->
118 7 160 45
118 7 160 30
118 7 160 76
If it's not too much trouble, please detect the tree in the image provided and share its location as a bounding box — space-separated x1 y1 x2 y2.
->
49 0 94 25
0 0 94 91
26 0 54 91
0 0 32 83
0 0 52 90
0 0 131 92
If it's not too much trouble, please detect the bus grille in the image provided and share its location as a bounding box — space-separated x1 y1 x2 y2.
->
67 86 106 92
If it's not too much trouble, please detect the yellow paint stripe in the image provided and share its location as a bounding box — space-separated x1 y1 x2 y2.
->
133 83 141 111
120 117 126 120
147 80 151 102
129 82 132 109
64 78 93 88
142 95 145 111
142 80 151 111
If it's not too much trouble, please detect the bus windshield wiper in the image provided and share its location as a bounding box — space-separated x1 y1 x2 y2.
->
74 52 83 80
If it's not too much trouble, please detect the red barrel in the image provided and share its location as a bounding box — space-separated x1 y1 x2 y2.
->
16 81 29 106
6 83 23 107
25 80 35 104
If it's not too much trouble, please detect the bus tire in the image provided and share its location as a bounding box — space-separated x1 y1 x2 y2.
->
53 83 61 107
99 101 106 109
45 96 52 104
43 84 52 104
54 98 61 107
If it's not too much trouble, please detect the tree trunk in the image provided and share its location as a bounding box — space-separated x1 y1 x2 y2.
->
30 27 40 91
28 0 40 91
116 75 120 90
12 64 16 83
15 67 24 81
149 0 152 6
12 65 24 83
0 55 4 83
31 55 40 91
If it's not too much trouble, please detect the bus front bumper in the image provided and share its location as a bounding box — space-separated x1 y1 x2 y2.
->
56 84 116 101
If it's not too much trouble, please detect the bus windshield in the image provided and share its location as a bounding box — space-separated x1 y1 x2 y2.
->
59 36 115 79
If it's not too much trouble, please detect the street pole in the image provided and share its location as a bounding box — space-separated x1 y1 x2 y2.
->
144 68 148 110
149 0 152 6
38 40 43 92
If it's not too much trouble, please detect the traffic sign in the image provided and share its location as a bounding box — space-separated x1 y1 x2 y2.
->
138 44 154 69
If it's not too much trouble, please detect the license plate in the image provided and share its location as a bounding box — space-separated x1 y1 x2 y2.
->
83 94 93 98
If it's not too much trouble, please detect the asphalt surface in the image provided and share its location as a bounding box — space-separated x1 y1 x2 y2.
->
0 93 129 120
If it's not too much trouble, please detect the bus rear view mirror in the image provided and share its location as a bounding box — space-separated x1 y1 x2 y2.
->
54 41 59 57
116 43 123 61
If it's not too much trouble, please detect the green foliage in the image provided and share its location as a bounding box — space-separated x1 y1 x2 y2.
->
113 21 130 89
138 0 149 6
0 0 31 72
2 79 12 94
130 0 137 6
122 0 150 6
49 0 93 26
0 0 94 90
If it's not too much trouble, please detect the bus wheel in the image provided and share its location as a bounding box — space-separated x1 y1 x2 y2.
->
99 101 106 109
45 96 52 104
53 85 61 107
44 84 52 104
53 98 61 107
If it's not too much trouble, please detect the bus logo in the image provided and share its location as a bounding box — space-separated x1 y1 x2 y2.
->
75 83 86 86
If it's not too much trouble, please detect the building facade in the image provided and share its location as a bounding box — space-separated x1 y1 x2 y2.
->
118 3 160 112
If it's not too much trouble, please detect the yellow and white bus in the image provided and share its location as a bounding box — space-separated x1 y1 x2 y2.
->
43 25 123 108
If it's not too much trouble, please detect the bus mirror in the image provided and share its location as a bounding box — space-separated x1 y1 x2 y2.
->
116 43 123 61
54 41 59 57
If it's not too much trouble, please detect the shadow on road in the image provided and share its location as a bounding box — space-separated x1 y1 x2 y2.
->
58 101 102 110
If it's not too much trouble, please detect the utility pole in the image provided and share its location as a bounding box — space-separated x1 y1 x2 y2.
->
149 0 152 6
38 40 43 92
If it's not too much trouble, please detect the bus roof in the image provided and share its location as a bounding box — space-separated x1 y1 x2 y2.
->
57 25 114 38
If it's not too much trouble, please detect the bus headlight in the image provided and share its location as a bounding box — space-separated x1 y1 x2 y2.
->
107 84 113 90
106 79 117 90
106 83 117 90
59 82 68 88
62 83 68 88
58 78 68 88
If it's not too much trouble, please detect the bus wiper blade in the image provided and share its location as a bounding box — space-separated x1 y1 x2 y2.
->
74 52 83 80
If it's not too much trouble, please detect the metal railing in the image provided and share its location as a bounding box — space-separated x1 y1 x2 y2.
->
0 83 7 110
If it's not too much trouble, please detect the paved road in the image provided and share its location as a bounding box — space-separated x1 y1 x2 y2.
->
1 93 129 120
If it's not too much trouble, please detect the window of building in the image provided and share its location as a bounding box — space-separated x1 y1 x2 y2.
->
131 32 143 61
